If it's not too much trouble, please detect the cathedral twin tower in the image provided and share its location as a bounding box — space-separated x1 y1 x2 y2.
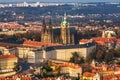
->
41 13 74 45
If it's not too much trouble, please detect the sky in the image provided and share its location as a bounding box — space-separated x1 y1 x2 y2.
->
0 0 120 3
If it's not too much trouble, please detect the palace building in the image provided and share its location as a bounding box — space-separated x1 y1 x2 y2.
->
41 13 75 45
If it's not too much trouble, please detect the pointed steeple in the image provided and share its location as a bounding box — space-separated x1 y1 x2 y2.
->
49 18 52 29
61 12 68 27
63 12 67 21
42 17 46 28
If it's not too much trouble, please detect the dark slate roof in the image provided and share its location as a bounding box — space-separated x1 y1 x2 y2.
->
45 42 96 51
0 38 24 44
45 47 56 51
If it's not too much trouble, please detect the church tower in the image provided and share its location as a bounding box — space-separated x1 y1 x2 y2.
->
41 18 53 43
61 13 70 45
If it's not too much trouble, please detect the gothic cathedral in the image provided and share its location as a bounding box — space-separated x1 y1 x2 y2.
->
41 13 75 45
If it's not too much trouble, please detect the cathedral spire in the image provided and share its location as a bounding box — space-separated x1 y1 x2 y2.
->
49 17 52 28
61 12 68 27
42 17 46 28
63 12 67 21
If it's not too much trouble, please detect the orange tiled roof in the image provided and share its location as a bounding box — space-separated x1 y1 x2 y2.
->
80 39 92 43
52 62 81 69
91 37 116 45
0 54 17 59
83 72 95 77
23 40 62 47
103 74 120 80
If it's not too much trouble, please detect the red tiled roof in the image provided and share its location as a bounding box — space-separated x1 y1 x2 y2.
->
52 62 81 69
80 39 92 43
91 37 116 45
0 54 17 59
103 74 120 80
83 72 95 77
23 40 62 47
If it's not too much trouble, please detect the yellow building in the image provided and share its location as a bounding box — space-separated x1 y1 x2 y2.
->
52 62 82 77
60 63 82 77
0 54 18 73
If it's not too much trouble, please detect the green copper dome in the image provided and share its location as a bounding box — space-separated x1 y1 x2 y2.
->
61 13 69 26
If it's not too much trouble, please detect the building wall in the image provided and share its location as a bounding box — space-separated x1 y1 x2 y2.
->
60 67 82 77
0 47 9 55
27 51 35 63
0 58 17 70
46 50 56 60
27 50 44 63
46 45 96 61
16 47 34 58
55 48 87 61
86 45 96 57
0 31 27 35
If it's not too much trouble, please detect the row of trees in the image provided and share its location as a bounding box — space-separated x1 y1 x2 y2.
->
87 45 120 64
70 45 120 65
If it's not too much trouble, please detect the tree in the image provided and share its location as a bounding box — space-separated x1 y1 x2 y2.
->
70 52 79 63
104 52 114 63
86 56 92 64
70 52 84 64
96 50 104 62
76 73 80 80
115 48 120 57
13 62 19 71
42 69 47 77
116 29 120 38
0 51 2 55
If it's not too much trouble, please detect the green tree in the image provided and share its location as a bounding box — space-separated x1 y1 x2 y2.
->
42 69 47 77
116 29 120 38
115 48 120 57
104 52 114 63
0 51 2 55
96 50 104 62
70 52 83 64
86 56 92 64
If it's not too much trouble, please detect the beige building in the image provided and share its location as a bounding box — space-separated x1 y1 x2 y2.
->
45 42 96 61
60 63 82 77
27 49 45 63
0 47 9 55
0 54 18 73
0 30 27 35
15 47 35 58
52 62 82 77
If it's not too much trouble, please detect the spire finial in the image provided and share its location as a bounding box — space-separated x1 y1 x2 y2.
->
64 12 67 21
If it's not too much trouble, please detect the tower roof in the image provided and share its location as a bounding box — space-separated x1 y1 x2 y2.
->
61 13 69 26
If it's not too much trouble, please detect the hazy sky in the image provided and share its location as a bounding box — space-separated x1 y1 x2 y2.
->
0 0 120 3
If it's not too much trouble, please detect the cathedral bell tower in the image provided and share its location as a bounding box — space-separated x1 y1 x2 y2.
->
41 18 53 43
61 13 70 45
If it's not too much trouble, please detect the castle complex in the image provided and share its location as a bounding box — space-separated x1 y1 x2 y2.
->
41 13 75 45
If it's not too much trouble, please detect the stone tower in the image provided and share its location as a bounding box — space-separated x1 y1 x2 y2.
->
61 13 70 45
41 18 53 43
